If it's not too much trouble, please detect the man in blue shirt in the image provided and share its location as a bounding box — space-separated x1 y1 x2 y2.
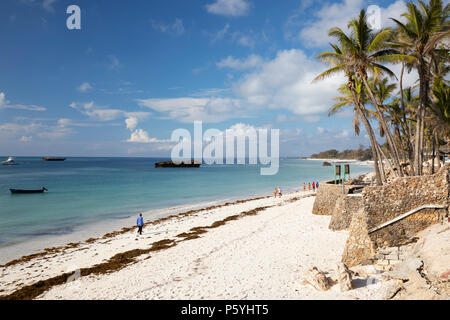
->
137 213 144 236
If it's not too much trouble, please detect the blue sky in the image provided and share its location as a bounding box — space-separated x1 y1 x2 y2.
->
0 0 422 157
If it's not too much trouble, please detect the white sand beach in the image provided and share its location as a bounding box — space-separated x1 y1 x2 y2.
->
0 191 399 300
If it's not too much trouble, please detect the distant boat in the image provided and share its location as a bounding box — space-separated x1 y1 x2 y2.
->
10 187 48 194
42 157 66 162
2 157 19 165
155 160 201 168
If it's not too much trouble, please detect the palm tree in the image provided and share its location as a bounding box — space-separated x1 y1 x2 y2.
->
327 9 407 177
429 78 450 139
314 43 384 185
368 77 405 177
390 0 450 175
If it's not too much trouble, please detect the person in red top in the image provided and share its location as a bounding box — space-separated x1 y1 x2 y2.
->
312 182 316 192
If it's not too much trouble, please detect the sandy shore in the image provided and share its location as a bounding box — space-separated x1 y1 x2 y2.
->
0 190 400 300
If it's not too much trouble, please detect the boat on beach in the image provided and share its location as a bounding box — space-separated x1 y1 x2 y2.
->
42 157 67 162
10 187 48 194
2 157 19 165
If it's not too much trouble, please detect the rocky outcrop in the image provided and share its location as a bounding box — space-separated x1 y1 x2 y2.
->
336 263 353 292
329 194 363 230
303 267 331 291
381 224 450 299
342 164 449 267
312 181 364 216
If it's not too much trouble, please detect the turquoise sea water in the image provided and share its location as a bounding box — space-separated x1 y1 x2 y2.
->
0 157 371 251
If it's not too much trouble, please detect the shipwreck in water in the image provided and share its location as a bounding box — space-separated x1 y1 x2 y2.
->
155 160 201 168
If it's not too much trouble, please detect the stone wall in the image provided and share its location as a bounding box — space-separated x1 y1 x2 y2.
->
312 181 363 216
342 164 449 267
341 208 375 267
372 244 414 271
329 194 363 231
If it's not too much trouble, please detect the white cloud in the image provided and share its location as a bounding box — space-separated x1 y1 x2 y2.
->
137 97 249 123
337 129 350 138
0 92 47 111
217 55 263 70
70 102 150 122
233 33 255 47
57 118 72 127
0 121 73 140
42 0 56 12
294 0 364 47
206 0 251 17
20 136 32 142
127 129 172 144
289 0 407 47
108 55 121 70
212 24 230 43
18 0 57 12
276 114 321 123
235 49 343 115
125 117 138 131
139 49 344 123
77 82 93 93
152 18 185 36
388 62 419 89
70 102 123 121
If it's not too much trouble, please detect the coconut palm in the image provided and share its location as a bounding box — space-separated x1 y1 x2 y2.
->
314 43 384 185
368 77 406 176
390 0 450 175
327 9 407 177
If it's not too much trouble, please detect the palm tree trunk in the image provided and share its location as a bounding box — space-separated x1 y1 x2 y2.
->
436 134 441 170
400 62 405 110
413 109 422 175
431 133 435 175
355 103 383 185
415 61 430 176
377 144 396 179
376 144 387 183
361 76 404 177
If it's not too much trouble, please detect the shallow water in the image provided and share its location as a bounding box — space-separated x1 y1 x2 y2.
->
0 157 371 252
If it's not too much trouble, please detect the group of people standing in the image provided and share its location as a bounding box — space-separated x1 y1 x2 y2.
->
135 181 321 236
303 181 319 192
273 186 283 198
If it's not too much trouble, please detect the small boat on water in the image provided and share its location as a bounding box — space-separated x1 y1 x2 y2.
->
155 160 201 168
2 157 19 165
10 187 48 194
42 157 66 162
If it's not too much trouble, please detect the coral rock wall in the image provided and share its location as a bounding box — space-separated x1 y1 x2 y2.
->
342 164 449 267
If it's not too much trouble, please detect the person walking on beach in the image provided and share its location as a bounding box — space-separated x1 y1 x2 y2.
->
308 183 311 191
302 183 306 191
312 182 316 192
137 213 144 236
316 181 319 189
278 187 282 198
273 188 278 198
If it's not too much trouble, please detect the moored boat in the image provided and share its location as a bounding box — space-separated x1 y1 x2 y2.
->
2 157 19 165
10 187 48 194
43 157 67 162
155 160 201 168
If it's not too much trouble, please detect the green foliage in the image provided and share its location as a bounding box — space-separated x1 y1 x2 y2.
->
310 145 372 161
